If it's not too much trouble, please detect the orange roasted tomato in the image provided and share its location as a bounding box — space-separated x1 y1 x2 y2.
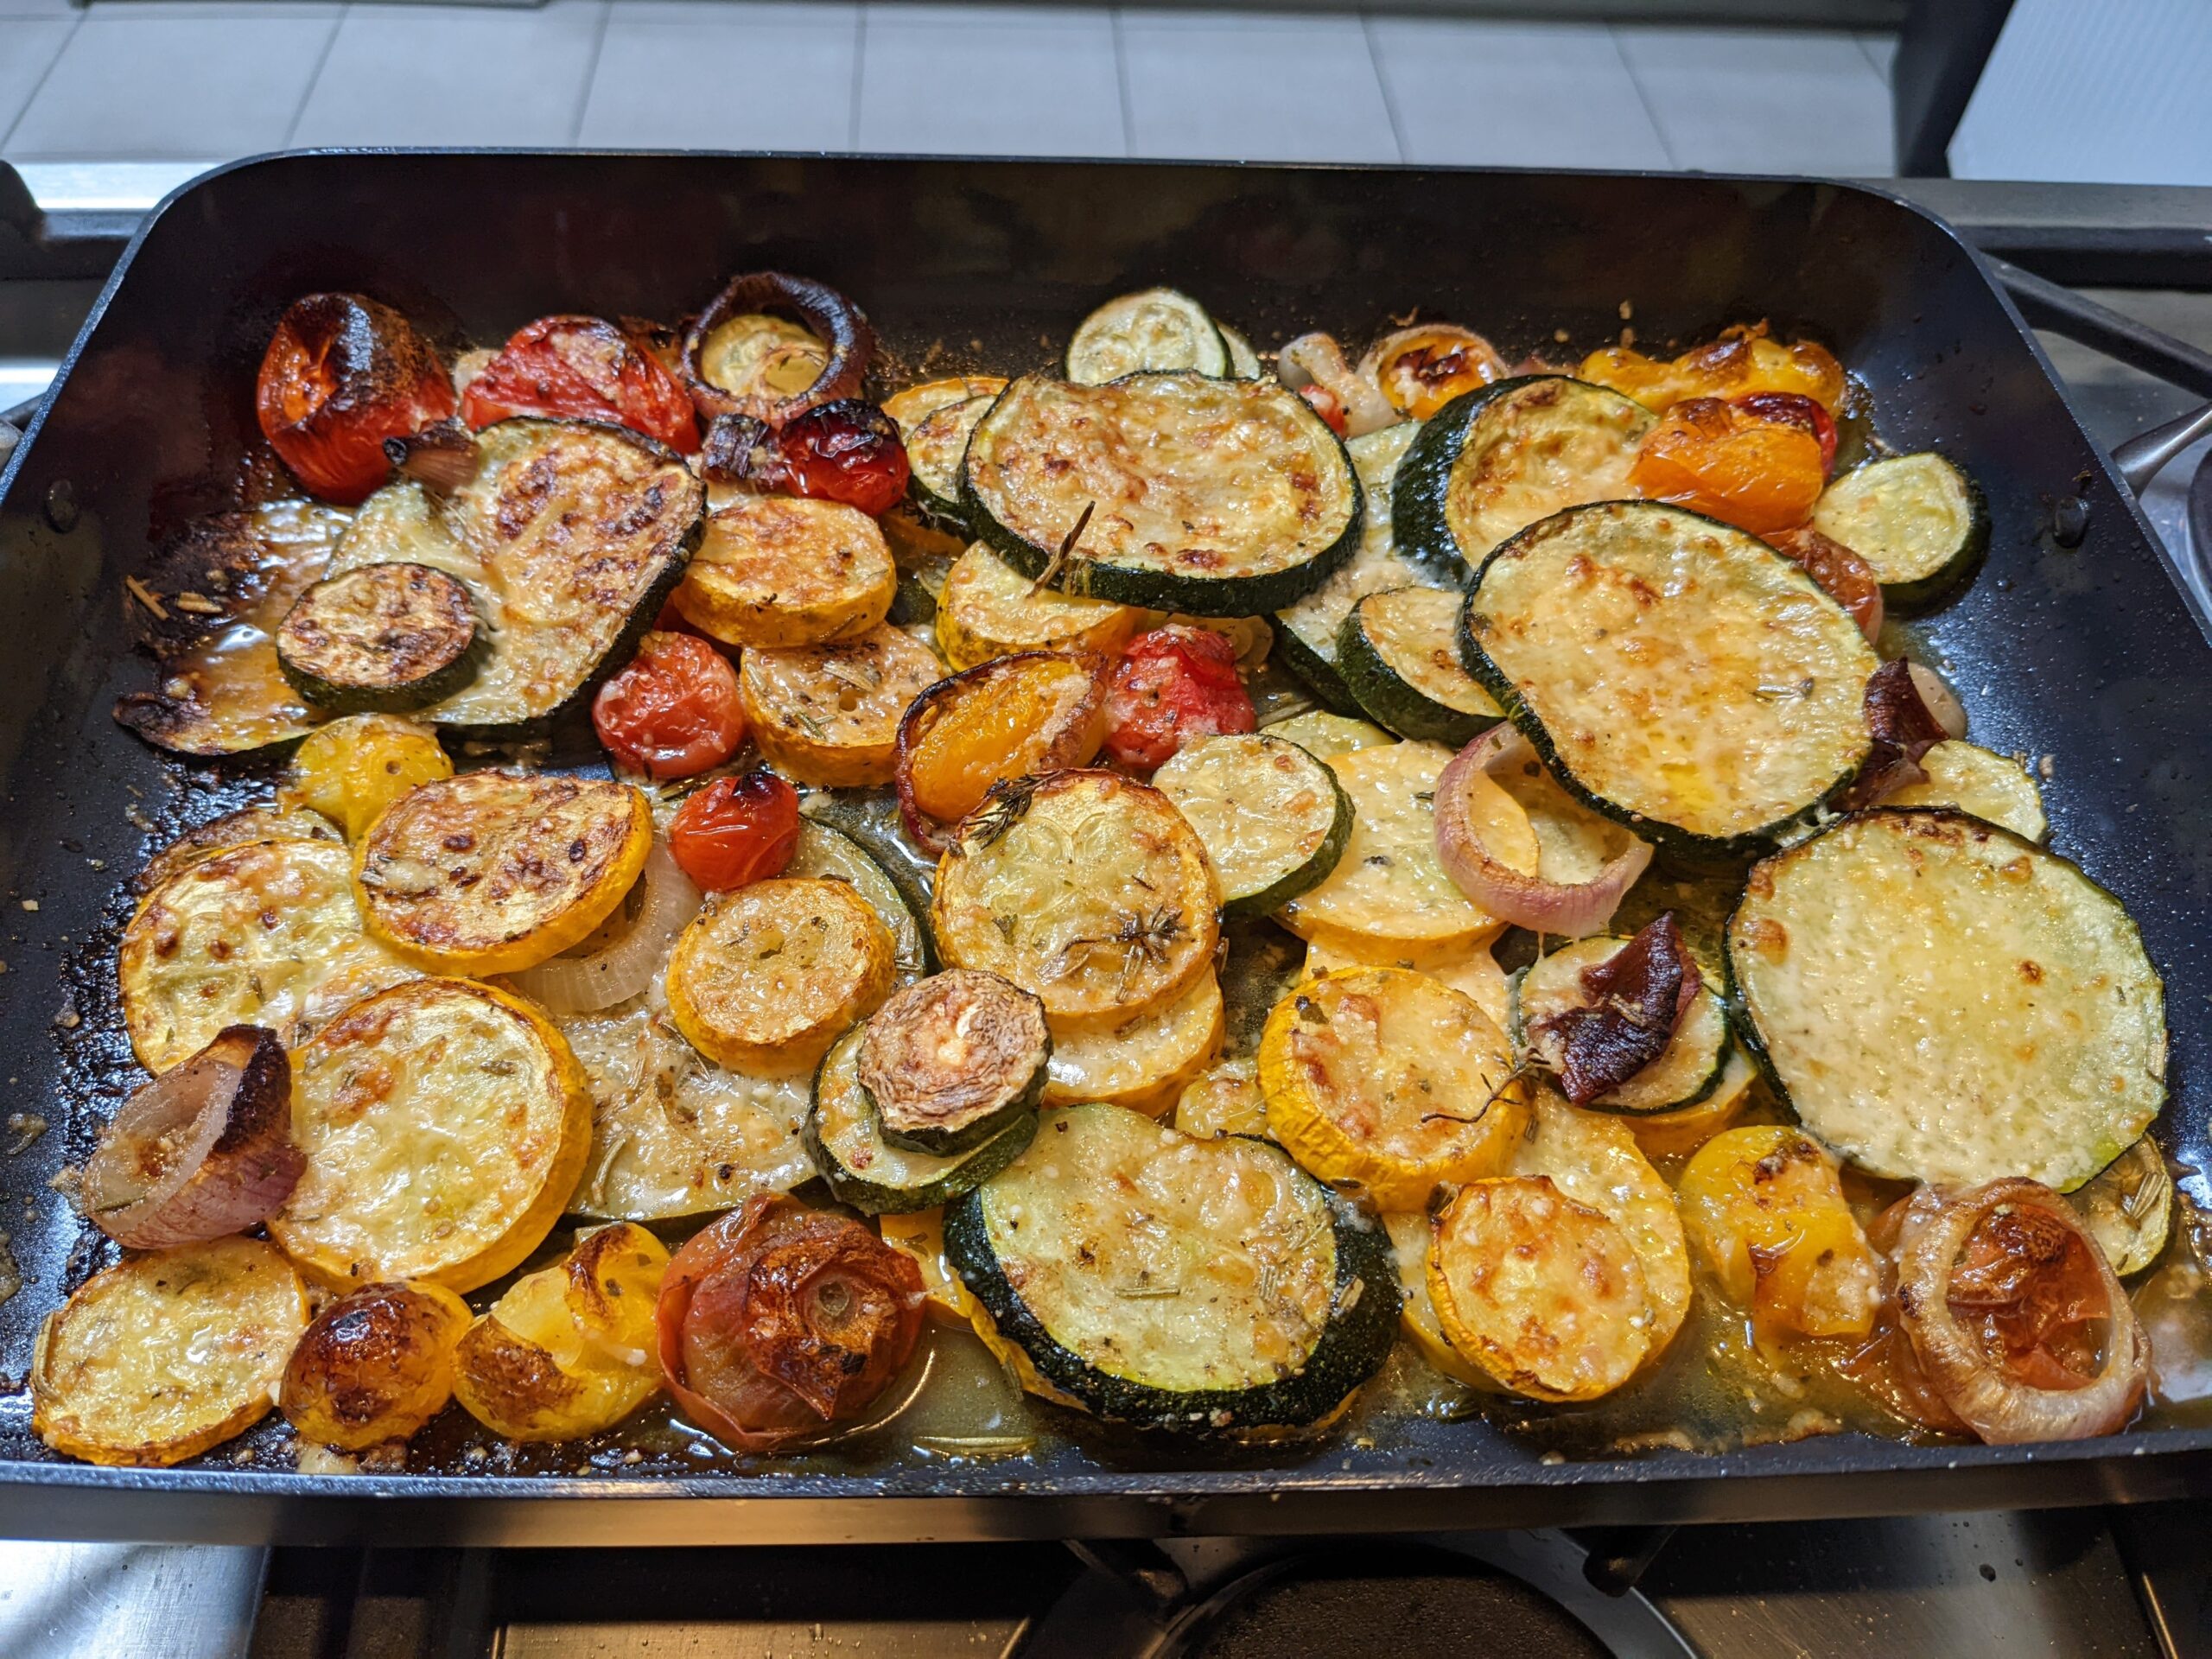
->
666 770 801 893
257 293 455 505
1677 1126 1882 1341
592 631 746 780
462 315 700 453
1361 323 1506 421
894 652 1111 849
1628 397 1827 535
1580 322 1847 416
656 1193 925 1454
1103 626 1256 773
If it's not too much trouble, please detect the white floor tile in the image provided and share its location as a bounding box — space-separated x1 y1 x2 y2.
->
5 14 333 160
1120 12 1396 163
854 10 1122 156
1857 28 1897 86
611 0 855 21
1368 17 1669 169
580 14 857 148
1614 24 1892 176
0 18 72 144
293 0 609 149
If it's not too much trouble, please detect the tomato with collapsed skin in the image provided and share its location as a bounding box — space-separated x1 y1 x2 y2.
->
257 294 456 505
1628 397 1827 535
461 315 699 452
1103 626 1256 773
1765 525 1883 643
592 632 746 780
1580 323 1847 415
666 771 801 892
894 652 1111 849
1298 384 1350 435
1677 1126 1882 1340
1363 324 1506 420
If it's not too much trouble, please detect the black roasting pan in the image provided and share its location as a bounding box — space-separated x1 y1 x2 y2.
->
1 151 2209 1547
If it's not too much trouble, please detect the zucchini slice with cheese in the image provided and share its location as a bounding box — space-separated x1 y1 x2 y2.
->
276 562 480 713
1884 739 2047 842
1512 937 1732 1116
1262 709 1393 761
1623 1046 1757 1161
933 542 1141 671
858 969 1051 1154
1151 732 1351 918
271 976 593 1292
1043 970 1225 1114
1339 587 1503 745
886 376 1010 528
1066 288 1229 383
1218 323 1263 379
32 1237 308 1467
669 495 897 649
1462 500 1878 854
1394 376 1656 577
1726 810 2166 1192
737 623 946 787
962 372 1362 616
1810 451 1987 610
806 1026 1038 1214
944 1103 1396 1433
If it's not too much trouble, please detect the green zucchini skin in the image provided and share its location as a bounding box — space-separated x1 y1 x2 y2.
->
1272 619 1362 712
943 1132 1396 1433
1811 450 1990 612
1151 732 1353 919
276 562 484 714
805 1029 1037 1214
1336 592 1501 747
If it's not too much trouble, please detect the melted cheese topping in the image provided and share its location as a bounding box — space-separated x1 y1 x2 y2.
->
738 624 945 787
1467 502 1877 842
1275 423 1441 667
32 1237 307 1466
1153 733 1343 908
1043 970 1224 1112
981 1104 1338 1393
665 877 895 1073
967 373 1357 583
1885 740 2047 842
1300 931 1511 1032
935 543 1140 671
1443 378 1654 563
1280 742 1498 947
120 837 417 1072
672 496 896 649
1357 587 1501 717
1171 1058 1268 1140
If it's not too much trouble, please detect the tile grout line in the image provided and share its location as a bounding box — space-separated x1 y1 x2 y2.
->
1358 10 1408 167
1109 6 1133 160
280 5 346 149
568 0 614 145
846 2 866 151
1605 23 1681 170
1 10 84 157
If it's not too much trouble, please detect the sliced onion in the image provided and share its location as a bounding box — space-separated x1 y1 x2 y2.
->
681 272 874 427
1275 333 1398 437
81 1026 302 1249
1895 1179 2148 1445
1907 662 1968 741
509 841 700 1014
1433 725 1651 937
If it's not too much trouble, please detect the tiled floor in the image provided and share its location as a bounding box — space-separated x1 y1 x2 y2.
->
0 0 1898 175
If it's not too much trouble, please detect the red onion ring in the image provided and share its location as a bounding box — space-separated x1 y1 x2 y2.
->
80 1026 302 1249
1433 725 1652 936
681 272 874 427
1275 333 1399 437
1895 1179 2148 1445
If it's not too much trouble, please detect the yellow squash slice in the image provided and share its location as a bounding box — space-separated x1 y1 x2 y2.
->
1384 1211 1491 1389
272 977 593 1292
738 623 945 787
1624 1046 1758 1161
1300 930 1511 1033
1172 1059 1268 1140
1042 970 1225 1114
33 1236 308 1466
670 494 897 649
934 542 1142 671
134 804 340 897
664 876 896 1074
355 771 652 976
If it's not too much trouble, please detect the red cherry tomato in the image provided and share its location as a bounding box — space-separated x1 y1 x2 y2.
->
667 771 801 892
592 632 745 780
1103 625 1256 772
462 315 699 452
256 293 455 505
1298 383 1350 435
1733 391 1838 473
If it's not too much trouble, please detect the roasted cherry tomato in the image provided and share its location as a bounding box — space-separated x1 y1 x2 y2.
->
1765 526 1882 644
700 399 911 517
1103 625 1256 772
1581 323 1847 416
1629 397 1827 535
592 631 745 780
462 315 699 452
894 652 1110 849
1733 391 1837 473
656 1193 925 1453
257 293 455 505
666 770 801 892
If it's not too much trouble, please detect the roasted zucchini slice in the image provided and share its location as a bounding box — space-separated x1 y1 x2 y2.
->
354 772 653 977
1462 500 1878 854
1261 709 1393 761
858 969 1051 1154
932 769 1220 1033
805 1026 1039 1214
1726 810 2166 1192
1218 323 1263 378
1623 1046 1756 1161
1339 587 1503 745
2068 1135 2172 1277
120 836 417 1072
1885 739 2047 842
272 977 593 1292
134 803 341 896
1065 288 1230 383
786 817 933 982
962 372 1362 616
32 1237 308 1467
1151 732 1351 918
669 495 897 649
737 623 945 787
944 1103 1396 1433
934 542 1141 671
1260 966 1528 1212
1395 376 1656 577
887 375 1010 527
1043 970 1225 1114
1513 937 1732 1116
276 561 480 713
1810 451 1987 610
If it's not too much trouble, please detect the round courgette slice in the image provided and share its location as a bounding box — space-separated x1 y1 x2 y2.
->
1273 422 1424 711
1066 288 1230 384
786 817 935 982
858 969 1051 1155
1511 937 1731 1116
1261 709 1393 761
1338 587 1503 746
1810 451 1987 611
1726 809 2166 1192
805 1027 1038 1214
1884 739 2047 842
276 561 481 713
1151 732 1351 918
886 376 1009 530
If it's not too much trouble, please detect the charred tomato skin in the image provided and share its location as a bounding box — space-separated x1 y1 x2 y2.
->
257 293 455 505
461 315 700 453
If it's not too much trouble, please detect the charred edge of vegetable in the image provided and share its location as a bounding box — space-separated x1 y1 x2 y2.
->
860 975 1052 1156
943 1158 1396 1433
276 563 485 714
680 271 874 425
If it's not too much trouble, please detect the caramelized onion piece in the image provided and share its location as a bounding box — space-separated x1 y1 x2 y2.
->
1275 333 1398 437
507 840 700 1015
1895 1179 2148 1444
1531 912 1700 1105
1843 658 1955 808
682 272 874 426
382 418 481 494
80 1026 302 1249
1433 724 1651 936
